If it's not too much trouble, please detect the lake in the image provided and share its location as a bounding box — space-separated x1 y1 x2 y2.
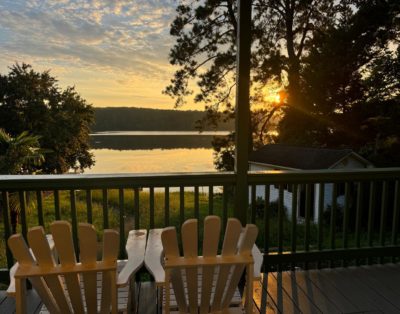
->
85 131 229 174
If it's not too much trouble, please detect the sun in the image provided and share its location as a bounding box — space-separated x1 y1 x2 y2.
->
263 88 287 105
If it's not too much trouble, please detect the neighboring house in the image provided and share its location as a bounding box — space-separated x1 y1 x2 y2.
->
249 145 373 223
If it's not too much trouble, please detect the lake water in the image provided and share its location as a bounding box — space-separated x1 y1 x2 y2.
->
85 131 229 174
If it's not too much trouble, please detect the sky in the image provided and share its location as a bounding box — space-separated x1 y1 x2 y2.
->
0 0 190 109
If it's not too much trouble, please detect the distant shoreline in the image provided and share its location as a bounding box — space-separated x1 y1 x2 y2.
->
90 131 230 136
92 107 234 132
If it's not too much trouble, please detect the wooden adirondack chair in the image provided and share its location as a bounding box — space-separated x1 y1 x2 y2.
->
7 221 147 314
159 215 258 314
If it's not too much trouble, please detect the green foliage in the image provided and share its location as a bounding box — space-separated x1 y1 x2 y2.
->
166 0 400 169
212 133 235 171
0 63 94 173
0 129 47 174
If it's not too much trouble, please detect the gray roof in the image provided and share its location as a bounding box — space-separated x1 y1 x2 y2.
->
249 145 368 170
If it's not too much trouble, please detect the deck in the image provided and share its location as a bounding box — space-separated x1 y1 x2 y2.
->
1 263 400 313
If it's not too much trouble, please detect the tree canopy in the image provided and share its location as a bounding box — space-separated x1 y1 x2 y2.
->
165 0 400 169
0 63 94 173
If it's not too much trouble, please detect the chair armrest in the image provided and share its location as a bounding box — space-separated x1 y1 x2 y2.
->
252 244 263 280
145 228 264 285
238 229 263 280
117 229 147 287
144 229 165 286
7 234 55 296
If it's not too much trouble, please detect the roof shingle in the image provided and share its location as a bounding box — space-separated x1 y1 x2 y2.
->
249 145 357 170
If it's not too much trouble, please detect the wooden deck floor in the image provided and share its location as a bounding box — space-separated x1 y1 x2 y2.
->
1 264 400 313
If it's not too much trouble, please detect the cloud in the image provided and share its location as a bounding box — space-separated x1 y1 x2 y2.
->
0 0 183 108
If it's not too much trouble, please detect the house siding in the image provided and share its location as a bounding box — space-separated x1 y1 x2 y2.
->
249 156 369 223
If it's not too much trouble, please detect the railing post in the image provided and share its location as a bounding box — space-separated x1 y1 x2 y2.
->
234 0 252 225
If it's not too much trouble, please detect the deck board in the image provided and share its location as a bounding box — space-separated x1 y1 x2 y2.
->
282 270 340 313
1 264 400 313
272 271 324 313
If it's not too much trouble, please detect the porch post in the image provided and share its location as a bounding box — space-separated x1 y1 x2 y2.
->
234 0 252 224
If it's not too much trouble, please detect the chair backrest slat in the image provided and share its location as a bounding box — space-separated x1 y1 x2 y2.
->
210 218 242 312
163 216 258 314
200 216 221 314
8 234 61 314
78 223 98 313
162 227 187 312
221 224 258 309
51 221 85 314
9 221 120 314
28 227 72 313
182 219 198 314
100 229 119 314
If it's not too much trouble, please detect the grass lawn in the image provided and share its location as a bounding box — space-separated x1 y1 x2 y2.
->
0 189 384 270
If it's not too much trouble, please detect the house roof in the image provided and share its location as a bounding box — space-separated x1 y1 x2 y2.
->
249 144 371 170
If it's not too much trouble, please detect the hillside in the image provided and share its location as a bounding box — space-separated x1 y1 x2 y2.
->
92 107 234 132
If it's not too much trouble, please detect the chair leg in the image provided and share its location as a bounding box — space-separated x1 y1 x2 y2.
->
245 264 254 314
16 278 27 314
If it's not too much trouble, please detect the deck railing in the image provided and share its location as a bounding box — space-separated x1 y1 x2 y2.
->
0 168 399 280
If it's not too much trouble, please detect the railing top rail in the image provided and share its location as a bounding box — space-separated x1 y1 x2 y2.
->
248 167 400 183
0 168 399 190
0 172 236 190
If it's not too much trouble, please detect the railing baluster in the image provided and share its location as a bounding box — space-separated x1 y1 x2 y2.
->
165 187 170 226
251 184 256 224
208 185 213 215
367 182 375 246
86 189 93 224
367 181 376 265
278 185 284 253
317 183 325 268
355 182 363 248
329 183 337 267
391 181 399 245
341 182 350 267
54 190 61 220
277 185 284 271
150 187 155 229
180 186 184 225
263 185 270 255
70 190 78 256
304 184 311 270
18 191 27 240
391 180 399 262
36 190 44 227
379 181 388 263
223 185 228 231
134 188 140 229
291 184 298 269
2 191 13 269
119 189 126 259
343 183 350 252
194 186 199 220
102 189 109 229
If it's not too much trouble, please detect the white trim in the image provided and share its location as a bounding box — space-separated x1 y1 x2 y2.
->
248 161 299 171
329 152 373 169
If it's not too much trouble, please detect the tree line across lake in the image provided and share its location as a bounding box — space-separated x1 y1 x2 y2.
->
92 107 234 132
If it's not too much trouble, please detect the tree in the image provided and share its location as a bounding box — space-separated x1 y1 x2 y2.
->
165 0 400 169
0 129 48 232
0 63 94 173
0 129 46 174
278 0 400 146
164 0 341 123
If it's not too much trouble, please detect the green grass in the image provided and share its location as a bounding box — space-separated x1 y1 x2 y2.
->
0 190 386 270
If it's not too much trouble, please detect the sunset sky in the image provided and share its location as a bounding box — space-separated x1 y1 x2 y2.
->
0 0 191 109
